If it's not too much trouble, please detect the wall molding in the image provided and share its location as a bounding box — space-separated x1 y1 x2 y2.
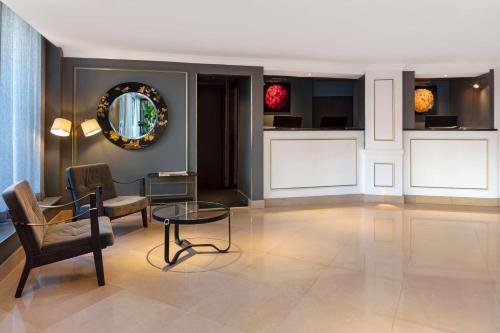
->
269 138 358 190
373 162 395 188
409 138 489 190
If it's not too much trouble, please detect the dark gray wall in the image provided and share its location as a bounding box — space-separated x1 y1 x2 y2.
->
263 77 364 128
55 58 263 200
450 72 493 128
402 71 415 129
415 79 451 127
291 78 313 127
404 70 494 129
313 78 363 128
237 77 252 197
43 39 63 197
356 75 365 129
70 67 187 195
263 77 313 127
313 79 354 96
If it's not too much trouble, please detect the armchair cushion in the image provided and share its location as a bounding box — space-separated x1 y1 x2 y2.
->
41 216 114 254
103 196 148 217
79 195 148 219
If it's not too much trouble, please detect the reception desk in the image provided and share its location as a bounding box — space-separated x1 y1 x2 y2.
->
263 128 498 203
403 130 498 199
263 129 364 199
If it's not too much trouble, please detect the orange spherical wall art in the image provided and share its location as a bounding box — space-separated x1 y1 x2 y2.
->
414 88 435 113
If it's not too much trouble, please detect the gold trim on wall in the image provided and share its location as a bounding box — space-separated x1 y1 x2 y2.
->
72 66 189 168
409 138 489 190
373 162 395 188
373 79 395 142
269 138 359 190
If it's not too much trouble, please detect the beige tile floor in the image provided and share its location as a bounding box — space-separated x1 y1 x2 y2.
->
0 203 500 332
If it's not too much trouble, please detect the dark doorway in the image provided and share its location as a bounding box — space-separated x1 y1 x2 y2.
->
197 75 247 207
313 96 354 128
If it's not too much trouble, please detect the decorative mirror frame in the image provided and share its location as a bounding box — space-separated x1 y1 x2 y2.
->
97 82 168 150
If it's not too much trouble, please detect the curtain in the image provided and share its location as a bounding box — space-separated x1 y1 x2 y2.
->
0 3 42 211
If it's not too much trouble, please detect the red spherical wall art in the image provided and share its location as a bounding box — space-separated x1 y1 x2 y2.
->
265 84 289 110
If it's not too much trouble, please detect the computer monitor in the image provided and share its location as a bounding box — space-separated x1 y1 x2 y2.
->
320 116 348 128
425 115 458 129
273 116 302 128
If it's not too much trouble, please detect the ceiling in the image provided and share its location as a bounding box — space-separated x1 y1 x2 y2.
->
4 0 499 76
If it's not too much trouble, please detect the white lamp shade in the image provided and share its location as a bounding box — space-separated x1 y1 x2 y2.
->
50 118 72 137
81 118 101 137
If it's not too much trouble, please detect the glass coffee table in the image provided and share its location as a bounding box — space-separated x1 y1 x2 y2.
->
152 201 231 265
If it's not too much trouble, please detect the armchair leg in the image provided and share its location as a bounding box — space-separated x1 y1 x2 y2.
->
15 259 32 298
93 249 105 286
141 208 148 228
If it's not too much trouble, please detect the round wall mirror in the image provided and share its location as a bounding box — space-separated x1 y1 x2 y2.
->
97 82 168 149
108 92 157 139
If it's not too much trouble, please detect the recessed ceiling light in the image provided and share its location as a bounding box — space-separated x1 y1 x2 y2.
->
307 73 312 77
443 74 448 77
473 83 480 89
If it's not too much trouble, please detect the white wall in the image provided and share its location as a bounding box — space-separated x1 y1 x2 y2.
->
363 71 404 197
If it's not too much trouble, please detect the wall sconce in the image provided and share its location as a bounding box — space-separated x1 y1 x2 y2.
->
50 118 72 137
50 118 102 137
81 119 102 137
473 83 480 89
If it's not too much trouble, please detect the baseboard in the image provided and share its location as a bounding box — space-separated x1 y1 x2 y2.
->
265 194 364 207
249 200 265 209
404 195 498 207
264 193 497 208
364 194 404 204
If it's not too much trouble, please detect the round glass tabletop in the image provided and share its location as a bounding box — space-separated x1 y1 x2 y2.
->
152 201 230 225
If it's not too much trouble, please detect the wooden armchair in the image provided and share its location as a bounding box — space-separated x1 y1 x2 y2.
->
1 181 114 298
66 163 148 227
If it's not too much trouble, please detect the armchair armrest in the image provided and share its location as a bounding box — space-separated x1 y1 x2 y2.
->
89 190 101 247
38 193 93 209
20 188 103 227
112 177 146 197
112 178 144 185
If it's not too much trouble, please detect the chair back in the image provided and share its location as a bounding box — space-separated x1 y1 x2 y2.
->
2 181 47 255
66 163 117 211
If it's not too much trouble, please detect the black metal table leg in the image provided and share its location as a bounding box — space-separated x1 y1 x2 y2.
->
164 221 171 264
163 214 231 265
174 224 182 245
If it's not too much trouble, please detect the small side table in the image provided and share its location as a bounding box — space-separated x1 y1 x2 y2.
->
147 172 197 221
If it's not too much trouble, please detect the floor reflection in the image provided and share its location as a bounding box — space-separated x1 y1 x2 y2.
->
0 204 498 332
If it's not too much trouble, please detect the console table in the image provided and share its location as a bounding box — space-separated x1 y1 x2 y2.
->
147 172 197 221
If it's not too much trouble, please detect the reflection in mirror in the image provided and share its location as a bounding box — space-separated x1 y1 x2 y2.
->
108 92 158 139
